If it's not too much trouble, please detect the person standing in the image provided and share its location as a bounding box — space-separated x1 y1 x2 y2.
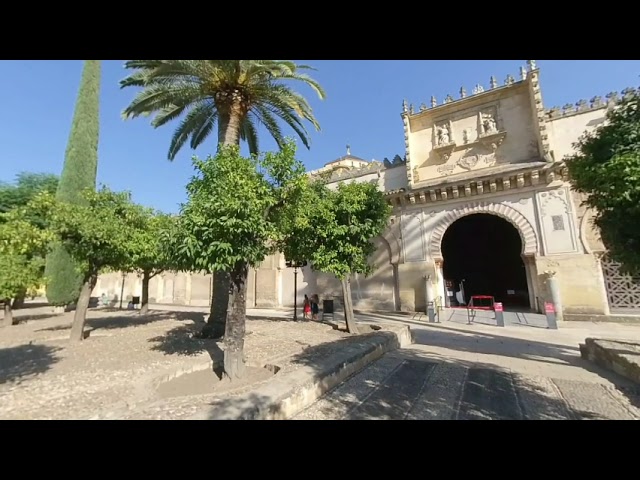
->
303 294 311 320
311 294 320 321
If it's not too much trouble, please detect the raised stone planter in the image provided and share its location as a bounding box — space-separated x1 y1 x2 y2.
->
189 325 413 420
580 338 640 385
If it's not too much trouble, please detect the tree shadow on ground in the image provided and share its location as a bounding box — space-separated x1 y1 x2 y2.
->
0 344 62 385
383 320 640 413
292 346 631 420
147 313 225 378
8 313 65 325
197 315 640 420
34 309 199 333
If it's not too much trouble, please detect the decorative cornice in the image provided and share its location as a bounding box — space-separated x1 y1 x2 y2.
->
384 161 569 208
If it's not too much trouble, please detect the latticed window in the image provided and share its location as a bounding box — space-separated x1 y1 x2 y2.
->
601 256 640 310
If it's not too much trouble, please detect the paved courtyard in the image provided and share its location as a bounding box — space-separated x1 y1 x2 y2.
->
295 310 640 420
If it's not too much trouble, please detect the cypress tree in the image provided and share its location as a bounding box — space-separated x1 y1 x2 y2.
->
45 60 101 307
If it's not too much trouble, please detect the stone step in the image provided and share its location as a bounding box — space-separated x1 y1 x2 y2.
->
580 338 640 385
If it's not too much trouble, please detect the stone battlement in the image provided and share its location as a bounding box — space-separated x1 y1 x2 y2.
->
403 60 538 116
544 87 638 120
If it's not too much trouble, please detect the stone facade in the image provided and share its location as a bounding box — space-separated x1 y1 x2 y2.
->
94 62 640 316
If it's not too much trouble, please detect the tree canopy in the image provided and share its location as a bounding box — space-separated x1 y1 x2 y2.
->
172 140 307 378
567 87 640 274
0 172 59 218
0 207 54 326
38 187 147 341
120 60 326 159
282 180 391 333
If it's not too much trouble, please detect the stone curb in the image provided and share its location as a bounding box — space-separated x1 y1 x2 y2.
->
188 325 413 420
580 337 640 385
566 314 640 324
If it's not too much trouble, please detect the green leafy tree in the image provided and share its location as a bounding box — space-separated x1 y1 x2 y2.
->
282 181 391 334
171 141 306 379
0 172 59 219
567 87 640 274
0 172 59 308
40 187 146 342
45 60 101 308
126 211 177 315
120 59 325 338
0 210 54 326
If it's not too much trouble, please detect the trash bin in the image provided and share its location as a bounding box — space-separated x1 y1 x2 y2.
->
323 299 334 314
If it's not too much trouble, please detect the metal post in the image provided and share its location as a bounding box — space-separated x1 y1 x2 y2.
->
427 301 436 323
544 302 558 330
494 302 505 327
547 275 564 322
119 272 126 310
293 267 298 322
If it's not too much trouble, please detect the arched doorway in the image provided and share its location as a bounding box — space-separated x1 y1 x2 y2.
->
441 213 530 309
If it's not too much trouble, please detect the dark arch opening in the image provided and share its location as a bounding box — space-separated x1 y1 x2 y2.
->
442 213 529 309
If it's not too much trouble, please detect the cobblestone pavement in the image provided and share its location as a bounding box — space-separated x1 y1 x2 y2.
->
295 317 640 420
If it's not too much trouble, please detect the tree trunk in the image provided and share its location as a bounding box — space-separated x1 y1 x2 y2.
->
223 262 249 381
140 271 150 315
202 271 231 339
12 288 26 309
341 276 359 334
69 273 97 342
201 102 245 339
2 301 13 327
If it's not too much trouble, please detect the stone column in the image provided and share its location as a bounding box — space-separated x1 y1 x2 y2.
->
157 275 165 303
185 273 192 306
435 261 445 307
392 263 400 311
425 275 434 303
545 271 564 321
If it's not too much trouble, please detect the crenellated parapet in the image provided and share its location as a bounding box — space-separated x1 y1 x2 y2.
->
543 87 638 120
309 154 408 183
402 61 536 116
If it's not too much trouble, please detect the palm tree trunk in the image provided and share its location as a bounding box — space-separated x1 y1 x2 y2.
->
70 272 98 342
201 103 244 339
223 261 248 380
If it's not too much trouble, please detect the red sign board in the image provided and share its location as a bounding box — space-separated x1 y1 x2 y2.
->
544 302 555 314
494 302 503 312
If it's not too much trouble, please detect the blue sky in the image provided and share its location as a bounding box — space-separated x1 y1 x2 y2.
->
1 60 638 213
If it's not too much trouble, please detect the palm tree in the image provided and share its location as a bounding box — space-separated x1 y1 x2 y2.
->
120 60 325 159
120 60 326 339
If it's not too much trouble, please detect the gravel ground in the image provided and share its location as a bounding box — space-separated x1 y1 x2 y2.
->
0 305 359 420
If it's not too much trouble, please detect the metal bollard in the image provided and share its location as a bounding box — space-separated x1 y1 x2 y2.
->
427 301 436 323
494 302 505 327
544 302 558 330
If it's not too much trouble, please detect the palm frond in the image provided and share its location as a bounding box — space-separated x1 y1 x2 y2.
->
120 59 326 159
167 103 215 161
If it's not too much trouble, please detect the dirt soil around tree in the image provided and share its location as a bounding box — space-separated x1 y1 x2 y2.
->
0 303 380 420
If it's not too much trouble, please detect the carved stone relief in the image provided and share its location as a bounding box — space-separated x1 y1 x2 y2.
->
539 189 569 216
479 107 499 136
538 188 576 254
436 123 452 146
